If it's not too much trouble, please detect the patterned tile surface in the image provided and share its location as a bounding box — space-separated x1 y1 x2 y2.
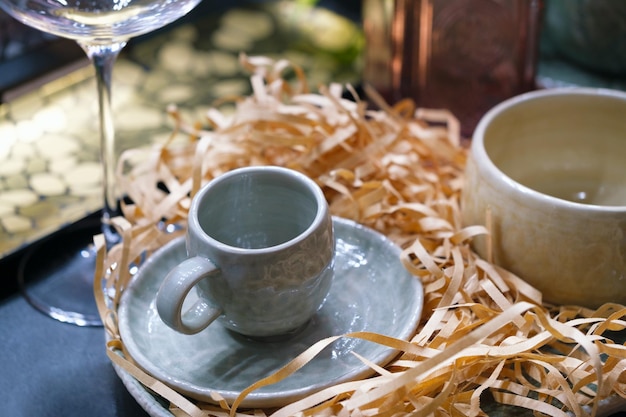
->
0 3 362 257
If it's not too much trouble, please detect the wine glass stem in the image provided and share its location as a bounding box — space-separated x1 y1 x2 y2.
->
79 42 127 246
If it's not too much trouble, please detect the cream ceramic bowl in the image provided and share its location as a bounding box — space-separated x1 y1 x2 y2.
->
462 88 626 307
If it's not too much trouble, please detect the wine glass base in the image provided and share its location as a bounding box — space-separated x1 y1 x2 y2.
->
18 216 103 327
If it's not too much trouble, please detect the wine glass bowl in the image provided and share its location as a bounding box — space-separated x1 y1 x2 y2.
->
2 0 202 43
0 0 203 326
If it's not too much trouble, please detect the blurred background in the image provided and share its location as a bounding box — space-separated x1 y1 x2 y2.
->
0 0 625 257
2 0 625 101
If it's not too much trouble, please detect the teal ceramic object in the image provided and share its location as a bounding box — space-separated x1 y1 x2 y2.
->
544 0 626 75
118 217 424 409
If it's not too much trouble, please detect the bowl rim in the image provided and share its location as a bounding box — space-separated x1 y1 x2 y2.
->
470 87 626 212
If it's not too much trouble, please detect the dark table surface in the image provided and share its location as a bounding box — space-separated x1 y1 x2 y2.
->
0 213 151 417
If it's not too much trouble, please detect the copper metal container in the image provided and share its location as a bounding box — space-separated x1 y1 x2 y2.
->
363 0 543 137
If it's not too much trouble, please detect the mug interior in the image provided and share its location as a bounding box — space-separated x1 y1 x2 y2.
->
482 91 626 206
197 170 319 249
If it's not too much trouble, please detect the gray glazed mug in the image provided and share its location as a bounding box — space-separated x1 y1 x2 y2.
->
156 166 335 337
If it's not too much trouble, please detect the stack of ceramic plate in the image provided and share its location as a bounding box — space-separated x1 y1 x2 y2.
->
115 217 424 416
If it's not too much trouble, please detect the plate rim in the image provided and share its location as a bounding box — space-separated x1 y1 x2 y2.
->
117 216 424 408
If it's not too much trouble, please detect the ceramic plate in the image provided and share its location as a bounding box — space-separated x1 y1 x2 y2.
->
118 217 423 409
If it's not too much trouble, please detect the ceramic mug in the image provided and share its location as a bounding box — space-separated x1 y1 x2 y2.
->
462 88 626 308
156 166 335 337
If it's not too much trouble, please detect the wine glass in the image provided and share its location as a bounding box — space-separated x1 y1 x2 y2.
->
0 0 203 326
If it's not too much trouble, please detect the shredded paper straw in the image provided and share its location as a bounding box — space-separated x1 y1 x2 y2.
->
94 54 626 417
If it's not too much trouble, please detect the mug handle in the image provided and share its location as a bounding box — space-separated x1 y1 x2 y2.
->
156 256 223 335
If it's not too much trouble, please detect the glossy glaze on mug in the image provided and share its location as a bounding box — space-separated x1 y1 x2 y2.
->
157 166 335 337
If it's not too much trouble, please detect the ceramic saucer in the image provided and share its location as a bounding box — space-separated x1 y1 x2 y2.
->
118 217 423 409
